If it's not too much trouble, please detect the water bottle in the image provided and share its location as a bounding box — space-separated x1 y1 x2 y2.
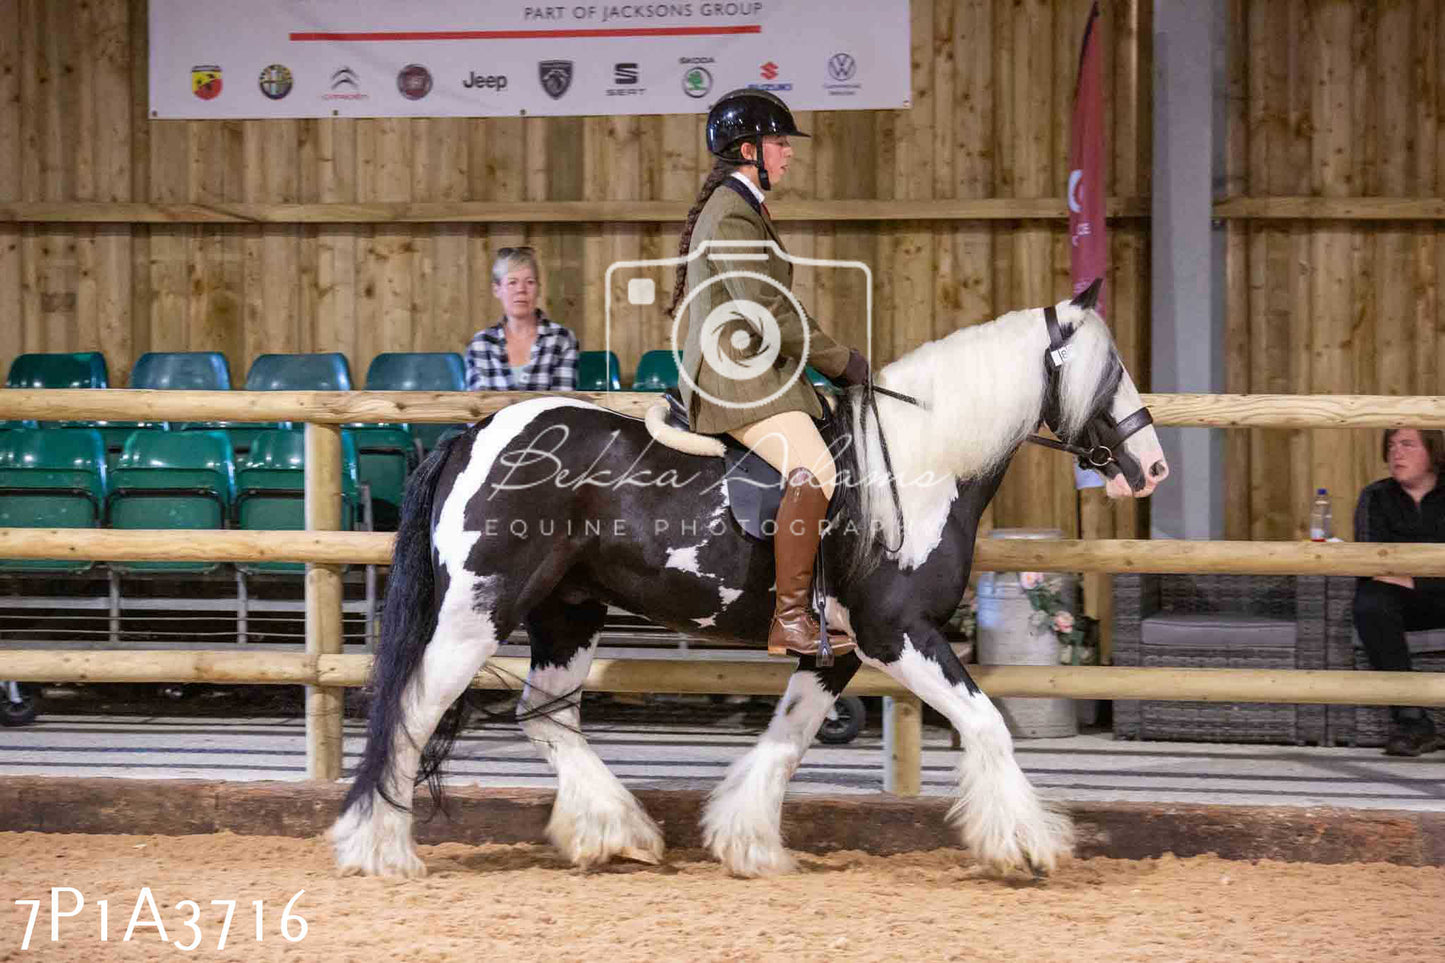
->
1309 488 1333 542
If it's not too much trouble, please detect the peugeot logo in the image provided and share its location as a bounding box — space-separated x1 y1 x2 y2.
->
827 53 856 82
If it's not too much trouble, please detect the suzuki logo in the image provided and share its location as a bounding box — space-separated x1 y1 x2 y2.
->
760 62 779 81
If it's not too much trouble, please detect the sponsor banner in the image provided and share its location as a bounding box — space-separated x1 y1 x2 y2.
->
149 0 910 119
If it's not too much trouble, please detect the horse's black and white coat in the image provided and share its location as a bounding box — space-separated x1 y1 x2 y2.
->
331 287 1168 879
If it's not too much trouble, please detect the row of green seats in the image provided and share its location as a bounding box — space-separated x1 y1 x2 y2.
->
580 349 833 393
4 351 470 461
0 426 373 576
6 347 833 398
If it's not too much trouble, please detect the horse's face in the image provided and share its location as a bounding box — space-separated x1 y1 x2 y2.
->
1052 291 1169 499
1091 363 1168 499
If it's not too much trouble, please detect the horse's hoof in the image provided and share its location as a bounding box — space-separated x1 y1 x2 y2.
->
618 845 662 865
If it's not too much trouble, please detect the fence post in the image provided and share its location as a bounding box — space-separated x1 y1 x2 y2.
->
305 422 345 781
883 694 923 796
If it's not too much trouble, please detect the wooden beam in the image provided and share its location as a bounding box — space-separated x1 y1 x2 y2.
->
3 389 1445 428
1 650 1442 706
304 422 344 782
1213 196 1445 220
0 197 1150 225
0 528 1442 577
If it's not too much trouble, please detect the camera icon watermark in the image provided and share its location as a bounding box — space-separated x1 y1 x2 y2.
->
605 240 872 412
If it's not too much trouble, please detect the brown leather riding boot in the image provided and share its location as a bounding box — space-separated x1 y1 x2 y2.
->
767 467 856 658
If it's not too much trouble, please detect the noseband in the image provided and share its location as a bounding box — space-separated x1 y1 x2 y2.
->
1029 305 1153 480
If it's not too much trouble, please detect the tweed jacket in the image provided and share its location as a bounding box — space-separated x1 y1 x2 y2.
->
678 179 853 434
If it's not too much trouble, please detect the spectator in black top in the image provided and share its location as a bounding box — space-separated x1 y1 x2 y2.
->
1352 427 1445 756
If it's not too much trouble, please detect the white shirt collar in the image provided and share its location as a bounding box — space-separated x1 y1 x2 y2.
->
729 170 766 206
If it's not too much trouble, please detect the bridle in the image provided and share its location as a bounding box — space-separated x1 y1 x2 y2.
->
1030 305 1154 485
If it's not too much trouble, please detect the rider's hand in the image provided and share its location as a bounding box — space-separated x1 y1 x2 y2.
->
833 349 870 388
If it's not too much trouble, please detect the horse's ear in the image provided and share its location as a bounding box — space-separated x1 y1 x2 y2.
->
1070 277 1103 311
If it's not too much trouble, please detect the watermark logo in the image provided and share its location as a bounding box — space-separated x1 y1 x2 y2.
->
605 240 872 412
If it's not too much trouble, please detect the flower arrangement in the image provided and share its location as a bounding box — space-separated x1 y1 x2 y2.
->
1018 571 1099 666
949 587 979 643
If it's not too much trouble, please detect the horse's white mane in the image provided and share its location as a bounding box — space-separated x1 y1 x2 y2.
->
848 302 1116 568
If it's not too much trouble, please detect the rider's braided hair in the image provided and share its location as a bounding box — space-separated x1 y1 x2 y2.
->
667 156 735 314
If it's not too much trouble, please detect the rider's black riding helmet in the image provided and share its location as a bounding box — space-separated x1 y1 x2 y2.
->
706 88 808 190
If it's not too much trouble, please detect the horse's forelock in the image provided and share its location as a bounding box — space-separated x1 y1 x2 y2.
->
1055 309 1118 441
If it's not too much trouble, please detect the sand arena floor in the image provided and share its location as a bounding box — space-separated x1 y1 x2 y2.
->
3 831 1443 962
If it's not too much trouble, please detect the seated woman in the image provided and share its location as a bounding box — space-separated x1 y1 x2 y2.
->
465 246 579 391
1352 427 1445 756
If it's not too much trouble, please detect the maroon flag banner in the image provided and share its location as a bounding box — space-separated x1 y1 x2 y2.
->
1070 2 1107 489
1069 2 1106 314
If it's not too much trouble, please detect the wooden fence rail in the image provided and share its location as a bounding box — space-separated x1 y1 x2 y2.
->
3 389 1444 787
3 389 1445 427
1 652 1441 708
1 528 1442 577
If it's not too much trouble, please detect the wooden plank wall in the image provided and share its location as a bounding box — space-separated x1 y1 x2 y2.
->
0 0 1152 544
1227 0 1445 540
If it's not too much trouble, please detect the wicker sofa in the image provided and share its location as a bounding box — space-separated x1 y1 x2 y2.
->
1113 574 1327 744
1323 576 1445 746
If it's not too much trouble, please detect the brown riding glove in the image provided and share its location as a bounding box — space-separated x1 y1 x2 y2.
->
833 348 870 388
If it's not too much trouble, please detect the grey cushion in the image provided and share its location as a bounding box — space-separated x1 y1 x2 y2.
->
1142 613 1298 650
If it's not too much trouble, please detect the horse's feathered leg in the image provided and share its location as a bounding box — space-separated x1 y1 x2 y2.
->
331 571 504 878
863 623 1074 876
519 596 664 870
702 651 861 877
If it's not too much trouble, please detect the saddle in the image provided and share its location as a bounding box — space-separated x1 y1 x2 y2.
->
661 387 841 638
663 387 828 542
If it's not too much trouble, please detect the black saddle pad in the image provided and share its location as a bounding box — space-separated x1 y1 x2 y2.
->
662 388 782 542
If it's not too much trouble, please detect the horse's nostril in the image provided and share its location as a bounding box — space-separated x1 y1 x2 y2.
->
1150 459 1169 480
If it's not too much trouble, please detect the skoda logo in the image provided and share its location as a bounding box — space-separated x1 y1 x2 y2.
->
682 65 712 99
827 53 856 82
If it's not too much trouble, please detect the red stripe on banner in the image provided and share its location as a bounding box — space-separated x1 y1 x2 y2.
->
289 25 762 42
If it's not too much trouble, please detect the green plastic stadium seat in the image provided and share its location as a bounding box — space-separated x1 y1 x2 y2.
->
805 365 832 389
7 352 134 468
365 352 464 392
234 429 360 575
246 352 353 392
0 428 107 573
351 426 418 532
6 352 108 389
131 351 232 391
107 430 235 575
631 350 680 392
365 352 467 454
180 352 352 457
577 351 622 391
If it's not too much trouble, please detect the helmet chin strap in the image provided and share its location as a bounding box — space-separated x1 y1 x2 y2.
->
753 135 770 192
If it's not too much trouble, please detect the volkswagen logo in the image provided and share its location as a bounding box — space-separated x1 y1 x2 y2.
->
827 53 856 82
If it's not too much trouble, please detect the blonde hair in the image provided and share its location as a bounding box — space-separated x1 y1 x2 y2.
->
491 246 540 286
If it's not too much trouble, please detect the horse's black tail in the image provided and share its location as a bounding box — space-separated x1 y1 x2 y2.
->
339 425 473 820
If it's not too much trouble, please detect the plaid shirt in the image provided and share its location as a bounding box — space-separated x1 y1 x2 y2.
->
464 312 579 391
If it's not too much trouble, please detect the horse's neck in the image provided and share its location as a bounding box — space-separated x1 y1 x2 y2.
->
876 310 1050 481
